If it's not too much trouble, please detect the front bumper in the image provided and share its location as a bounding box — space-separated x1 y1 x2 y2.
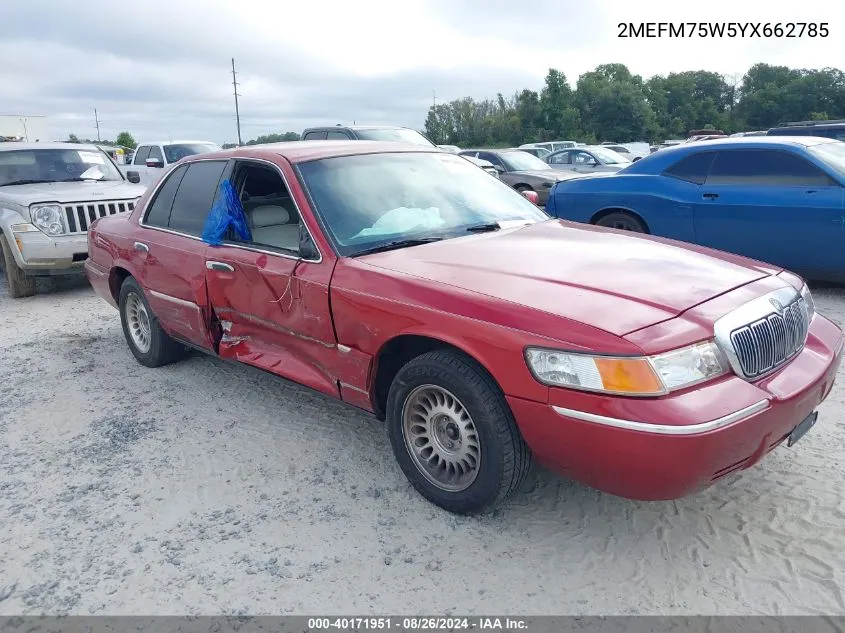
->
9 229 89 276
508 314 844 500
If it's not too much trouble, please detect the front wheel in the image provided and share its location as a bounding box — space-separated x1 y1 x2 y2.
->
0 233 37 299
386 350 532 515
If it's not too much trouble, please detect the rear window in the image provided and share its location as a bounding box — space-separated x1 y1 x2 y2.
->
167 160 228 235
663 152 716 185
353 128 434 146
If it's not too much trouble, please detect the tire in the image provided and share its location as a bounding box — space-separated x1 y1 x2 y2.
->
386 350 532 515
118 276 186 368
594 211 647 233
0 233 37 299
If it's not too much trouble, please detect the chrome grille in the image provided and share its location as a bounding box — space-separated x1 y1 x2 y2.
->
728 295 809 379
63 200 135 234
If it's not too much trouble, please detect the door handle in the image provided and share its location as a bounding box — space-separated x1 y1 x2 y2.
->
206 261 234 272
134 241 149 252
702 192 719 199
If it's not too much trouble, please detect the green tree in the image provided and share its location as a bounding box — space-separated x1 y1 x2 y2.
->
68 134 80 143
115 131 137 149
417 62 845 147
246 132 300 145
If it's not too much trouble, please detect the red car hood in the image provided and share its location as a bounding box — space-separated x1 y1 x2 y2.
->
357 220 777 337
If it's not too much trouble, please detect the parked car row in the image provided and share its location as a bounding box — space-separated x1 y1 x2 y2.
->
4 130 843 518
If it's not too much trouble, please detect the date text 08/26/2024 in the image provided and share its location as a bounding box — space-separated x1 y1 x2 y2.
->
619 22 829 38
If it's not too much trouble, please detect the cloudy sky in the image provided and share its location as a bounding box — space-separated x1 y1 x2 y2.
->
2 0 840 144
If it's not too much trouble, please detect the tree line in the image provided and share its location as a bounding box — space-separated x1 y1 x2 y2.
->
66 132 138 149
423 63 845 147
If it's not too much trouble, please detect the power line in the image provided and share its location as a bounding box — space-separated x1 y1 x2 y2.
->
231 58 243 146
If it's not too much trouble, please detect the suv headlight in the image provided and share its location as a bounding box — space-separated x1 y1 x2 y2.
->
800 283 815 321
30 204 66 236
525 340 729 396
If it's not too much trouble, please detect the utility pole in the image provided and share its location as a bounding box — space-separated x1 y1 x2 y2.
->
433 90 436 109
231 58 243 146
94 108 101 141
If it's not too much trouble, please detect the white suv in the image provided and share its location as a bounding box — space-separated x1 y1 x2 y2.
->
0 142 145 297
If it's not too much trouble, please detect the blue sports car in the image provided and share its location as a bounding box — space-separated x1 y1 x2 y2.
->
546 136 845 282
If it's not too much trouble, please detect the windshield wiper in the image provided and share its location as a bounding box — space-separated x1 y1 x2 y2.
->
59 177 105 182
466 219 536 233
353 237 444 256
2 179 55 186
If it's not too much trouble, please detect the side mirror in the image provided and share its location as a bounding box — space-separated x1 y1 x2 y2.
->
298 224 319 260
521 190 539 205
146 158 164 168
494 164 506 173
126 170 141 184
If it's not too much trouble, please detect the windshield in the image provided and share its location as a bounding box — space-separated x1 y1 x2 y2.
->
500 151 551 171
354 128 435 146
298 152 548 256
0 148 124 186
809 142 845 179
163 143 221 163
591 147 631 164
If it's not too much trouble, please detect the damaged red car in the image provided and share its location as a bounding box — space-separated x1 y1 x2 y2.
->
85 141 844 515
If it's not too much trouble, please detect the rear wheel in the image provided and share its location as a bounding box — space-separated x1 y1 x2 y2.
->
386 350 532 515
118 276 186 367
0 233 37 299
594 211 647 233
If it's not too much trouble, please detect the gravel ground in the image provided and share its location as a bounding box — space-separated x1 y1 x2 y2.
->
1 274 845 616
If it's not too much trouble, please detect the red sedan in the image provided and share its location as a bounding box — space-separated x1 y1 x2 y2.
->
85 141 843 515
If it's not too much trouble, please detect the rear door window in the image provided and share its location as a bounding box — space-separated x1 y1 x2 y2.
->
167 160 228 236
144 164 188 228
325 130 352 139
302 130 327 140
548 151 571 165
706 149 836 187
147 145 164 164
133 146 151 165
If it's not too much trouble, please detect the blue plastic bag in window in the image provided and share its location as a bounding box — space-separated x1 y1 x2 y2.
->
201 179 252 246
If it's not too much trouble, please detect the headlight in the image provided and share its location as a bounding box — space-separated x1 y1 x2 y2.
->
30 204 66 236
800 283 815 321
525 340 729 396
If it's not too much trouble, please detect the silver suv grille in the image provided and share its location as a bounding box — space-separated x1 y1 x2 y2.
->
714 287 810 381
64 200 135 234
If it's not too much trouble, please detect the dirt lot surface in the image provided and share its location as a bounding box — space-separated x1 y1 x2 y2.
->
1 275 845 616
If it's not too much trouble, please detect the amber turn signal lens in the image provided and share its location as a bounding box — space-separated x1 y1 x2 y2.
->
593 358 664 395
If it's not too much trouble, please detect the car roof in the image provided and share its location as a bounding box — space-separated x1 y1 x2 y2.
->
186 140 446 164
461 148 521 154
138 140 218 146
304 125 416 131
0 142 101 152
620 135 839 174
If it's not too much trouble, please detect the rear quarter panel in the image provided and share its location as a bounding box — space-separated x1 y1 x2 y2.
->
548 174 698 242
